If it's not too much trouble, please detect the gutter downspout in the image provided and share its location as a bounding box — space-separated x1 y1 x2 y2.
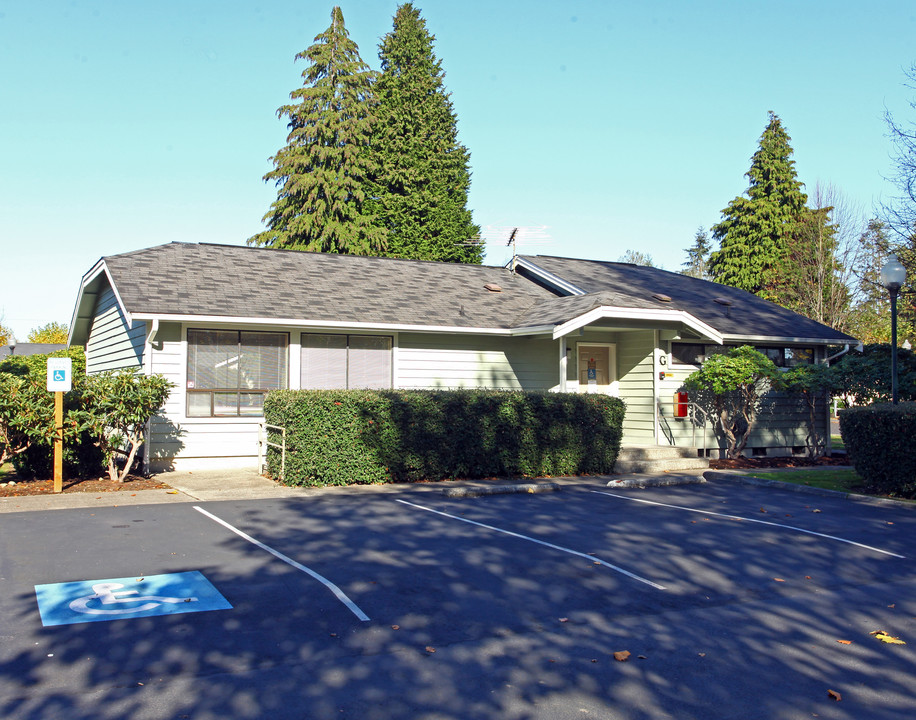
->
143 318 160 475
820 344 851 456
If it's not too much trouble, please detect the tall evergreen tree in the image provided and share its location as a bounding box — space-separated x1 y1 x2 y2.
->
370 3 481 263
708 112 808 294
681 226 712 279
248 7 385 255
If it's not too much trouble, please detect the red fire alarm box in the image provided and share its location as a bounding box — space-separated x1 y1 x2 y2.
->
674 392 689 418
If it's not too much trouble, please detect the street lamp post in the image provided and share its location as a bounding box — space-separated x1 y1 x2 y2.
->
880 254 907 405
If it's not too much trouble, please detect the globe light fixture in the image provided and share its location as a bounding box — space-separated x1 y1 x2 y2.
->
880 254 907 404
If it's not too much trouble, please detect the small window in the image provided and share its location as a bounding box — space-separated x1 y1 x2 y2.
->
187 330 289 417
301 333 392 390
785 347 814 366
670 343 706 366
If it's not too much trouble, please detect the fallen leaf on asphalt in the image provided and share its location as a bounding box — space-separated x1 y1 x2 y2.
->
813 509 822 513
590 659 598 663
828 689 841 701
698 653 706 657
836 640 852 645
613 651 630 662
425 646 436 653
759 508 767 513
391 625 400 630
559 618 569 623
870 631 905 644
638 655 647 659
166 490 178 495
774 578 786 582
805 576 812 579
888 604 896 609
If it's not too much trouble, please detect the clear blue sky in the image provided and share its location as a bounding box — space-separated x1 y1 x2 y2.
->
1 0 914 341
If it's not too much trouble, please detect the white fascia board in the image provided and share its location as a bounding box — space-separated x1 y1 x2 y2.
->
722 334 856 346
513 257 586 296
552 306 723 344
130 313 552 337
69 260 132 344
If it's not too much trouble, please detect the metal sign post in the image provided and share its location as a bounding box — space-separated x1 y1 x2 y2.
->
46 358 72 494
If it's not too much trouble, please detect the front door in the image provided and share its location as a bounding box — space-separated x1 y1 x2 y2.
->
577 344 617 395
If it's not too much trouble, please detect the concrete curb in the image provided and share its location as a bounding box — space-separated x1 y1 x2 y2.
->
606 475 707 489
704 471 916 509
443 482 561 498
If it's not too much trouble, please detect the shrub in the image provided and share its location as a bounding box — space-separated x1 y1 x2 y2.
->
683 346 782 459
263 389 626 487
0 347 102 478
839 403 916 497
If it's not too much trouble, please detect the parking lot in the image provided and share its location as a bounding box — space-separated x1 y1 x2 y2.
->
1 478 914 719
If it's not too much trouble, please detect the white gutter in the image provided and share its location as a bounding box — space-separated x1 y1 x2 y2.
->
130 313 556 338
722 334 856 346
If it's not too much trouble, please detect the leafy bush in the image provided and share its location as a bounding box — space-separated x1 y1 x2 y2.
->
0 347 102 478
71 371 173 482
683 346 782 459
263 389 626 487
839 403 916 497
0 349 171 480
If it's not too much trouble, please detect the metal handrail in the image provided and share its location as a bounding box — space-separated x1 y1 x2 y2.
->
258 423 286 481
659 399 709 452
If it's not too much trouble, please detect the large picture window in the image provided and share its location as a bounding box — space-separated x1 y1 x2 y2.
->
300 333 392 389
187 330 288 417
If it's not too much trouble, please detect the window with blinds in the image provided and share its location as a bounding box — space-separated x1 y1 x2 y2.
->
300 333 392 390
187 330 288 417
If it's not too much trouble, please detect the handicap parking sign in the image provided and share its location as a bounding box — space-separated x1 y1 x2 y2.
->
35 571 232 626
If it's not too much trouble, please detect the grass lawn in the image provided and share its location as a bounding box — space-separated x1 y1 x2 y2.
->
742 468 862 493
830 434 845 451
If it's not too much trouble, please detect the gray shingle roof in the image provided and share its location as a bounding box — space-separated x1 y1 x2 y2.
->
102 243 556 329
516 255 858 342
76 242 856 345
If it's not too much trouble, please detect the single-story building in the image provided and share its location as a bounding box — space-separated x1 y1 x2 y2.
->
68 242 857 472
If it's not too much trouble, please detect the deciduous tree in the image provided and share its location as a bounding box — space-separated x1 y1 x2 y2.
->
617 249 655 267
249 7 385 255
370 3 481 263
27 322 69 344
709 112 808 295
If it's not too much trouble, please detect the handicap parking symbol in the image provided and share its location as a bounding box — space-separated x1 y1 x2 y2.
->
35 571 232 626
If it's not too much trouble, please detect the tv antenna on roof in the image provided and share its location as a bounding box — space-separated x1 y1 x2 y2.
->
475 225 552 272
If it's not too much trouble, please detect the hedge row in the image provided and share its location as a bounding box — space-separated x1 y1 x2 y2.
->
839 402 916 497
263 389 626 487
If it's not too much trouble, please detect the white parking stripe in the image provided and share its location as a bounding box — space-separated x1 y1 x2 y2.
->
193 506 370 622
396 499 666 590
591 492 905 559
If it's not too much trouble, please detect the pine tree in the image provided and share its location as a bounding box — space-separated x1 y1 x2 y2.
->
709 112 808 294
248 7 385 255
681 226 712 279
370 3 481 263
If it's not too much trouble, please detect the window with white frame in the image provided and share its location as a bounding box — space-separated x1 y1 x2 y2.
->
186 330 288 417
670 342 814 368
300 333 392 389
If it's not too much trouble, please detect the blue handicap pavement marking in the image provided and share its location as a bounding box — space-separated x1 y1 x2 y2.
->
34 571 232 627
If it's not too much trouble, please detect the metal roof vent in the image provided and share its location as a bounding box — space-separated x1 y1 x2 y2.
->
714 297 733 306
652 293 672 302
484 283 503 293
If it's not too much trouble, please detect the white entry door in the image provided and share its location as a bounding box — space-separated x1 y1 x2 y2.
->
577 344 618 395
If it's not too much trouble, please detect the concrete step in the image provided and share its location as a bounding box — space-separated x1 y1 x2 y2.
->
614 457 710 474
614 445 709 474
617 445 700 461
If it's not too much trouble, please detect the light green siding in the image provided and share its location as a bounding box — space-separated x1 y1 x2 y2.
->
616 330 656 443
397 334 558 390
85 285 144 373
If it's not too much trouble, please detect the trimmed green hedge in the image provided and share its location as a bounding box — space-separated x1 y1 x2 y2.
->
839 402 916 497
263 389 626 487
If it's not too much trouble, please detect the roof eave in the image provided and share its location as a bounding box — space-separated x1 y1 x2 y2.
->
552 306 724 344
